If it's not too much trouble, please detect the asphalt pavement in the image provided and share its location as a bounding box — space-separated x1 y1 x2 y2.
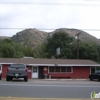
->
0 78 100 99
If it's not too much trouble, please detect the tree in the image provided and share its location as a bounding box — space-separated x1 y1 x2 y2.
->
45 31 74 58
0 39 25 58
1 43 15 58
24 47 34 57
97 45 100 62
13 43 24 58
33 43 47 58
79 43 99 62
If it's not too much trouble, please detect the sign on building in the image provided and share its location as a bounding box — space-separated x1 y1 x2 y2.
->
56 47 60 55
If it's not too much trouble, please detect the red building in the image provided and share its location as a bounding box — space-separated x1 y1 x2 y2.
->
0 58 100 79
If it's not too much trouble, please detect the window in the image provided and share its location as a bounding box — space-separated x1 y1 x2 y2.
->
61 67 66 72
49 67 54 72
67 67 71 72
10 64 25 68
33 67 37 72
49 66 72 73
55 67 60 72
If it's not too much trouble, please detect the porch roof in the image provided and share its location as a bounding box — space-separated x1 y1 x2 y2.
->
0 58 99 66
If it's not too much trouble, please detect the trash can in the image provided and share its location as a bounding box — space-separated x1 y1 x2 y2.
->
44 74 48 79
49 75 51 79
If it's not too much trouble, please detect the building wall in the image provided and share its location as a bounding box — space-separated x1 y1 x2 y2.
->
2 64 9 78
2 64 90 79
43 66 48 74
48 66 90 79
27 66 32 79
72 67 90 78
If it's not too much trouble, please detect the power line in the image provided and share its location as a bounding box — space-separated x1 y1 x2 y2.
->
0 28 100 31
0 2 100 7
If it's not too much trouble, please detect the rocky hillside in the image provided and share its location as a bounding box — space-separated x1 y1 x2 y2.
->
0 36 10 41
49 28 100 45
11 28 48 48
1 28 100 48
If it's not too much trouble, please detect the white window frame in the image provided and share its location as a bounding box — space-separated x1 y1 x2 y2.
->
48 66 73 73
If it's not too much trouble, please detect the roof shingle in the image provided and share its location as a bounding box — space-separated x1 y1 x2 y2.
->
0 58 98 65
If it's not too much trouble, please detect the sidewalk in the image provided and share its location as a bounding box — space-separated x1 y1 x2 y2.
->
44 79 89 81
0 78 90 81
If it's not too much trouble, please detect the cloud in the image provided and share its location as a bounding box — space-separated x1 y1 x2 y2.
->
0 0 100 38
0 2 82 36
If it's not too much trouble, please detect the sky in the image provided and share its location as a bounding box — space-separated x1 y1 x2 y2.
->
0 0 100 38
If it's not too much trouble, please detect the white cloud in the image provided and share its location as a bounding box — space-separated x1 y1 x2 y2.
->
0 0 100 38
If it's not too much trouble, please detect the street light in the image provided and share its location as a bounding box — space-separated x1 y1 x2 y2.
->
75 32 81 59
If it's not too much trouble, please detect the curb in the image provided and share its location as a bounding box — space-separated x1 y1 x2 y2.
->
1 78 89 81
44 79 89 81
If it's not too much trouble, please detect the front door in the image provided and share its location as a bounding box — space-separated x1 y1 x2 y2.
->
39 66 44 79
32 67 38 78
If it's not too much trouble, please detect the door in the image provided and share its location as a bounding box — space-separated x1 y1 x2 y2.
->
39 66 44 79
91 67 96 74
32 67 38 78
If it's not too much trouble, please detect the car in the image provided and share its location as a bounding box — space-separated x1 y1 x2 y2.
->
6 63 28 82
89 70 100 81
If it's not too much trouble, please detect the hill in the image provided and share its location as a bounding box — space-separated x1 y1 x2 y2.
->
1 28 100 48
11 28 48 48
49 28 100 45
0 36 10 41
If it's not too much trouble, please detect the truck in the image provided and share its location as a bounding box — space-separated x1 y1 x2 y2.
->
89 70 100 81
6 63 28 82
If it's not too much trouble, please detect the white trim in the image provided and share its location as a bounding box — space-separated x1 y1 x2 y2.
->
0 63 12 64
27 64 100 67
0 63 100 67
58 64 100 66
32 66 38 78
28 64 55 66
0 63 25 65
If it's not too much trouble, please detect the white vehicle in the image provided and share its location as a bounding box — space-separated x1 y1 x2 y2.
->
0 65 2 80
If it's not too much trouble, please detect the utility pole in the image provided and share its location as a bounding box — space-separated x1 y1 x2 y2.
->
75 32 81 59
